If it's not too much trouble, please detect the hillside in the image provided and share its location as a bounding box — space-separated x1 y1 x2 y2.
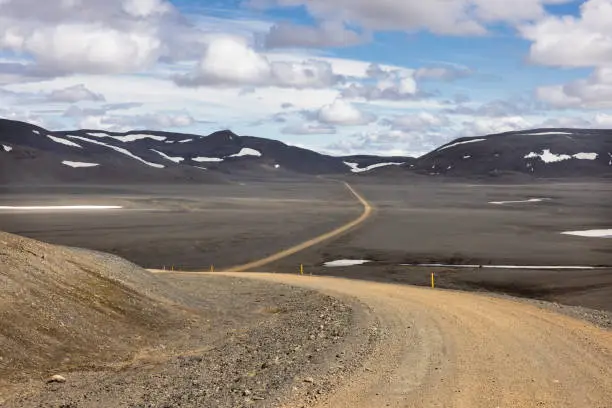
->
1 118 611 183
0 231 191 382
413 128 612 178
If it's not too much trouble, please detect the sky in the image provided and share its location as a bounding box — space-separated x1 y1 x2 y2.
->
0 0 611 156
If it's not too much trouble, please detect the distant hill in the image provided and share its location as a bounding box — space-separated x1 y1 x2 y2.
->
413 129 612 178
1 118 610 184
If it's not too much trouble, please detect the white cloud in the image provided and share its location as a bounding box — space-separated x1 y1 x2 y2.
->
317 99 376 126
459 115 533 136
341 63 420 100
48 84 105 102
536 67 612 108
264 21 366 48
175 36 343 88
250 0 572 36
521 0 612 68
0 0 178 75
387 112 450 130
281 123 337 134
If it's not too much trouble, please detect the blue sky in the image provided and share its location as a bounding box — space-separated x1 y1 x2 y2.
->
0 0 610 156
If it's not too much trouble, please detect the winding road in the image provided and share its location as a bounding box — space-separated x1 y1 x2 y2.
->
220 272 612 407
153 182 612 407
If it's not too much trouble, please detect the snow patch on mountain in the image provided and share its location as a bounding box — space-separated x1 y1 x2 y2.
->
525 150 598 163
178 139 193 143
228 148 262 158
33 130 40 135
150 149 184 164
523 131 573 136
88 132 167 142
62 161 99 168
2 144 12 152
193 157 224 163
68 135 165 169
438 138 486 152
344 161 404 173
48 135 82 148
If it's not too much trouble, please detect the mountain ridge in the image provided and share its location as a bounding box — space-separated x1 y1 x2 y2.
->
1 118 611 184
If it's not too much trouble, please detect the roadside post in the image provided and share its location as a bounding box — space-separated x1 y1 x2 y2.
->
300 264 304 275
211 265 215 272
431 272 435 289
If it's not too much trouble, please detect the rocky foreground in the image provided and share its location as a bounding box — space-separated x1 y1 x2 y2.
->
0 233 376 407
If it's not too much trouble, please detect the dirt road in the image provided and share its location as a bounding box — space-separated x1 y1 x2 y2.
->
224 182 372 272
216 272 612 408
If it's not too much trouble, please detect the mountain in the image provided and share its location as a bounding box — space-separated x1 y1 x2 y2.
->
412 129 612 178
1 118 611 184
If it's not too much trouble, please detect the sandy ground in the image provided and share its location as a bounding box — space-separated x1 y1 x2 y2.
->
218 272 612 408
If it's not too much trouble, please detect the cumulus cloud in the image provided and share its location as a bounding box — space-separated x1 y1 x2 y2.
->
281 123 337 134
48 84 106 103
520 0 612 68
325 128 441 157
316 99 376 126
264 21 367 48
341 63 422 100
0 0 188 76
250 0 572 36
385 112 451 131
459 116 533 136
444 98 541 117
175 36 343 88
536 67 612 109
75 112 196 131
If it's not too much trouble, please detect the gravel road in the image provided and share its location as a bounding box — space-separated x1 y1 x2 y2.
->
219 272 612 408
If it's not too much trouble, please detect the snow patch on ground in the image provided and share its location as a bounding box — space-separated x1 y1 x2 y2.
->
324 259 371 267
406 264 597 270
150 149 184 163
561 229 612 238
68 135 165 168
193 157 224 162
48 135 82 148
437 138 486 151
228 148 262 158
62 161 99 168
0 205 122 210
275 164 280 169
463 155 471 159
525 149 598 163
2 144 12 152
344 161 404 173
489 198 547 205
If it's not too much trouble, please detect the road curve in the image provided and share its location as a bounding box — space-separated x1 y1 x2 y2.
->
222 182 372 272
216 272 612 408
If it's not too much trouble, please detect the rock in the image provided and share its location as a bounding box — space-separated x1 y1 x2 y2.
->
47 375 66 384
243 389 252 396
304 377 314 383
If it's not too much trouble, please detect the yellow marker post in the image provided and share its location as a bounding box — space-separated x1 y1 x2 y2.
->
211 265 215 272
431 272 435 289
300 264 304 275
